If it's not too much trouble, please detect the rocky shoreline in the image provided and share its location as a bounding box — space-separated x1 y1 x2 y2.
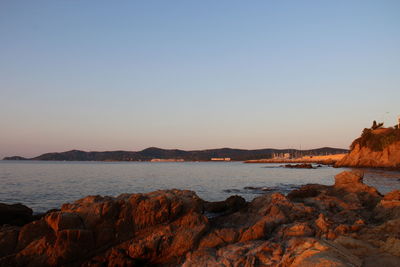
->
1 171 400 266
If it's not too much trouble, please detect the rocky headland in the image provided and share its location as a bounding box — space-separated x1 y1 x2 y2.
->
336 127 400 169
1 171 400 266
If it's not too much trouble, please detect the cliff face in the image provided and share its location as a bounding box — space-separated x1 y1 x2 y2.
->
336 128 400 169
336 141 400 168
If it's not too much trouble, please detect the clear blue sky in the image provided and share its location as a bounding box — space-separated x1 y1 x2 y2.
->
1 1 399 158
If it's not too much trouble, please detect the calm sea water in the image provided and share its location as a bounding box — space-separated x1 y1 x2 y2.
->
1 161 399 213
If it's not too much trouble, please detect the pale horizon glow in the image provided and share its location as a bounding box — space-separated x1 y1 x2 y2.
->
1 1 400 158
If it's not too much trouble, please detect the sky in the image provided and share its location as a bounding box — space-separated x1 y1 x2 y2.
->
0 1 399 158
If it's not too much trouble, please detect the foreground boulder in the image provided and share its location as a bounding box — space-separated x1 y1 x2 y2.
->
0 203 33 226
1 171 399 266
0 190 208 266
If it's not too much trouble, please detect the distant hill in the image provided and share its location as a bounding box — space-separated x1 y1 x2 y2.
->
2 156 28 160
3 147 348 161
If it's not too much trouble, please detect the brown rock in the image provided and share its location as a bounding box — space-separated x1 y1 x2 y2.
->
17 219 51 250
287 184 326 200
315 213 330 234
240 215 282 242
334 171 364 186
333 236 376 258
384 190 400 201
204 195 246 214
1 173 398 267
363 254 400 267
281 238 362 267
0 226 19 257
334 224 350 235
183 240 282 267
333 171 382 209
283 222 315 238
373 190 400 221
1 190 208 266
238 193 314 242
0 203 33 226
45 212 85 232
380 237 400 257
199 228 239 248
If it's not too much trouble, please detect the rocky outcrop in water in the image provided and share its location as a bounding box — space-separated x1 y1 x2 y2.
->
1 171 400 266
283 163 316 169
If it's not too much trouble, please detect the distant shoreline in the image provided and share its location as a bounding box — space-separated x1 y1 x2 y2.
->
245 154 346 165
3 147 348 162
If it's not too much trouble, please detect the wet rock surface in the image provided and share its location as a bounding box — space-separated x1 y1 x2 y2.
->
1 171 400 266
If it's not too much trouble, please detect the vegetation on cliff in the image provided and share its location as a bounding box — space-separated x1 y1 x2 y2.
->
350 122 400 152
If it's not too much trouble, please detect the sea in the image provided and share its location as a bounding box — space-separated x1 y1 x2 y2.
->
1 161 400 213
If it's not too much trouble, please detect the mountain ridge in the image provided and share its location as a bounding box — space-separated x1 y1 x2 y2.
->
3 147 348 161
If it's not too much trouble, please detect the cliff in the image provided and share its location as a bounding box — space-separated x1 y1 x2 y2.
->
1 171 400 266
336 127 400 169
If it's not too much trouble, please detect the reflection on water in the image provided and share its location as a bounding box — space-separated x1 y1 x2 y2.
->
0 161 399 213
360 168 400 195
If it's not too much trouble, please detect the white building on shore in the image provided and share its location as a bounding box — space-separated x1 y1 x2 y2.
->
210 158 231 161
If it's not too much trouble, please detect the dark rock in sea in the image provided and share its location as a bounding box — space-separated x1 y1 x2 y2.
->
243 186 275 191
1 171 399 266
0 203 33 226
222 189 240 193
283 163 315 169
